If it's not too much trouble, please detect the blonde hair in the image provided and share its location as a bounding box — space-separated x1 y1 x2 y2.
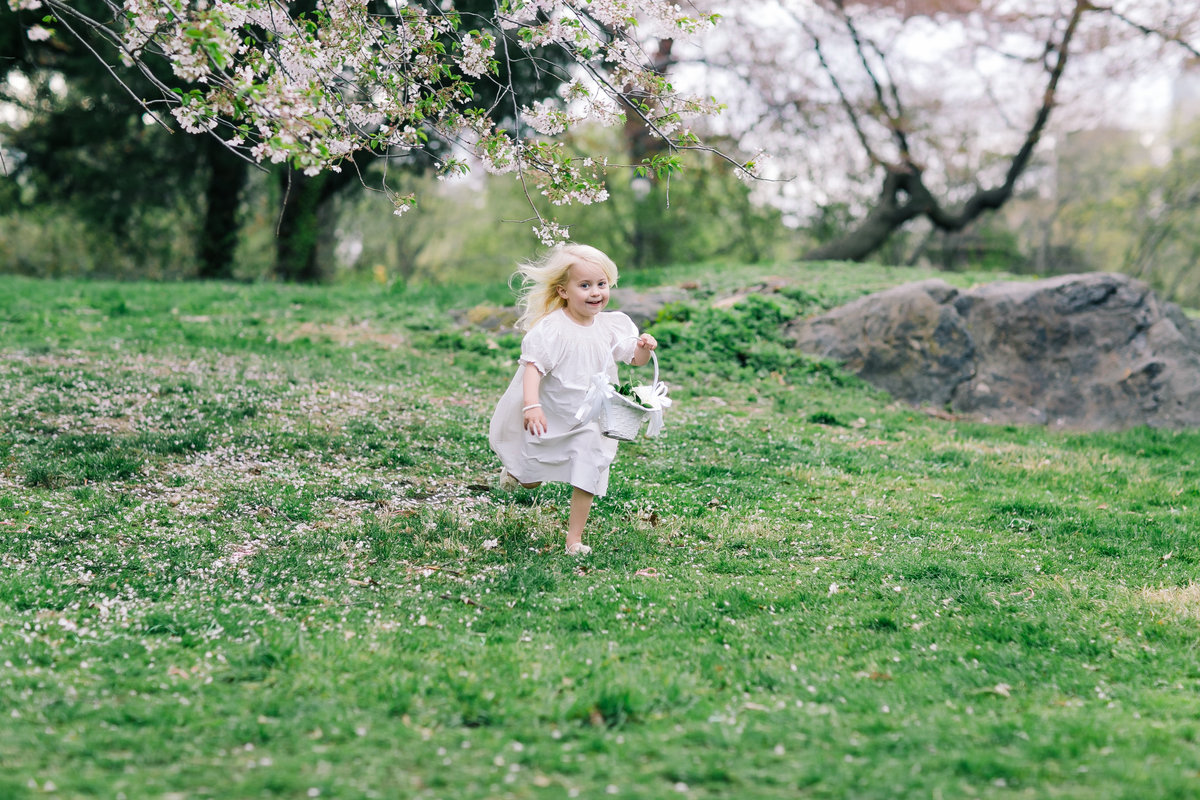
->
513 244 619 331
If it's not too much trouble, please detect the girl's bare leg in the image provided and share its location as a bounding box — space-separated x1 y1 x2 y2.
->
566 486 595 551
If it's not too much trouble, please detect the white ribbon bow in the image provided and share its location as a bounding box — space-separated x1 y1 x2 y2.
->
575 374 615 426
632 381 672 437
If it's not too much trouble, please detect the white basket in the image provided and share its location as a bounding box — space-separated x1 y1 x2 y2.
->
599 351 659 442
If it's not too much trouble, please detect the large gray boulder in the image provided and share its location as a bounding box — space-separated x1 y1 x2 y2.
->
787 273 1200 430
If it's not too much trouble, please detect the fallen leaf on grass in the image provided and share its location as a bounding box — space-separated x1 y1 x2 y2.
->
634 568 661 578
441 593 485 608
637 509 660 526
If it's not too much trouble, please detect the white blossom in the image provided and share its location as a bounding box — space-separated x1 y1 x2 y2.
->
522 100 569 136
533 220 570 246
16 0 728 244
457 33 494 78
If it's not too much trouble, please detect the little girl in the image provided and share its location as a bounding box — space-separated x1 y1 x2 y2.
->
488 244 657 555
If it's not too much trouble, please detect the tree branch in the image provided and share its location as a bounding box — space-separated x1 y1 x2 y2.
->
785 7 882 166
833 0 913 163
1090 4 1200 59
802 0 1090 260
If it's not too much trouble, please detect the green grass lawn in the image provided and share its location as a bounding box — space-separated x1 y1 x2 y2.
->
2 263 1199 799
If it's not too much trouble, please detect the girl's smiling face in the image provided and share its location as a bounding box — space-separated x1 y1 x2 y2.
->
557 261 611 325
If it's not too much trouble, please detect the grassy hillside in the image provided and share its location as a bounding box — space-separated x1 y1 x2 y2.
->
2 263 1199 799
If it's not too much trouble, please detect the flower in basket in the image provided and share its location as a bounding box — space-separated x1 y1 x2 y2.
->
616 381 655 408
631 382 671 412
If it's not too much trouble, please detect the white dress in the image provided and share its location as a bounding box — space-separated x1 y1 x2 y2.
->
489 309 640 496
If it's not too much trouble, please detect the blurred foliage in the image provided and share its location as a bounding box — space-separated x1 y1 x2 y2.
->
0 0 573 282
916 219 1030 274
1 0 222 278
314 141 797 287
565 163 790 269
1107 124 1200 308
1004 121 1200 308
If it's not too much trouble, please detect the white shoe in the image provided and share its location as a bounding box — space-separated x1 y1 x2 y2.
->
565 542 592 556
497 469 520 491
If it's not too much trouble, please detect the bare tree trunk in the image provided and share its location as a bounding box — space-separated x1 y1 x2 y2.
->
273 167 356 283
197 137 247 280
803 168 931 261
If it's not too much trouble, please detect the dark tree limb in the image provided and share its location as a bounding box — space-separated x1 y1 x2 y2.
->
198 136 249 280
788 8 882 165
274 165 361 283
1090 4 1200 59
803 0 1088 262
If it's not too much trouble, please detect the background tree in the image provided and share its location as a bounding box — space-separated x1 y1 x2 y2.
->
1 1 231 278
0 1 589 281
1017 119 1200 307
699 0 1200 265
4 0 740 282
1121 123 1200 304
260 0 580 282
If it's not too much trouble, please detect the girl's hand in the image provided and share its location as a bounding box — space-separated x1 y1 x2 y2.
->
523 406 548 437
636 333 657 351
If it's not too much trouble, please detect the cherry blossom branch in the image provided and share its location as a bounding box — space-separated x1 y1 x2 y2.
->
8 0 733 244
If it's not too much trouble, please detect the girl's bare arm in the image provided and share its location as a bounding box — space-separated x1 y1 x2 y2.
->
631 333 658 366
522 364 547 436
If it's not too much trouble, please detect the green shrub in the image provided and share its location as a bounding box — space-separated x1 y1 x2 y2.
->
647 293 855 381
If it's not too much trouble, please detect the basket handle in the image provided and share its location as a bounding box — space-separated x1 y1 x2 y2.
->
618 336 659 386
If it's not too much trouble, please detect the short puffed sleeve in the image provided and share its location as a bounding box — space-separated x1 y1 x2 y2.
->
519 317 559 375
607 312 641 364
